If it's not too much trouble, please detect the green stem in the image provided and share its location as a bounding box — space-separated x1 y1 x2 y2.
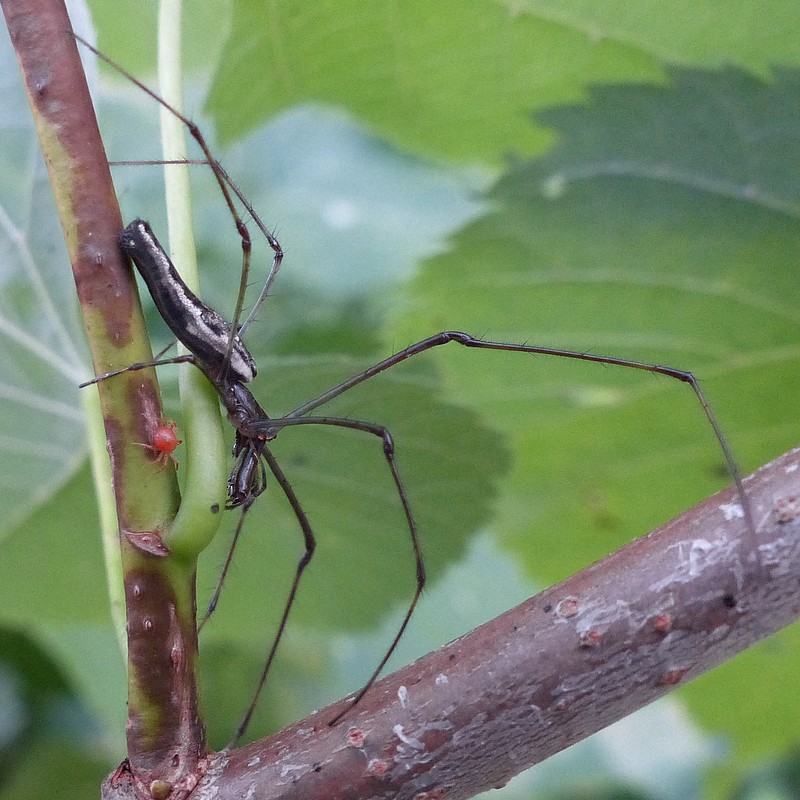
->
84 386 126 656
1 0 210 783
157 0 228 558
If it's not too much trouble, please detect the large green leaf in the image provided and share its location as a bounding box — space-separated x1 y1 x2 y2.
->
396 66 800 576
206 0 664 160
393 66 800 798
206 0 800 162
504 0 800 70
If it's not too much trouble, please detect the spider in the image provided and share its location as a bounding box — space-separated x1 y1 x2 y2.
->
76 35 756 747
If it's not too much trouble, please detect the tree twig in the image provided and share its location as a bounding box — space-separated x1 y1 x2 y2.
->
1 0 206 793
187 445 799 800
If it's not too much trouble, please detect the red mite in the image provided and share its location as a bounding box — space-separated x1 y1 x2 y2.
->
138 418 182 470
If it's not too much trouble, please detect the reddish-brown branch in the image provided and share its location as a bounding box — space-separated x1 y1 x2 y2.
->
1 0 205 792
180 446 797 800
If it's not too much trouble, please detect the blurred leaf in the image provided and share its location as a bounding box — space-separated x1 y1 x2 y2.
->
0 29 90 541
502 0 800 71
396 66 800 575
393 66 800 796
731 747 800 800
0 469 107 627
207 0 663 161
685 626 800 797
207 0 800 163
2 4 799 799
87 0 232 80
0 736 109 800
0 627 109 799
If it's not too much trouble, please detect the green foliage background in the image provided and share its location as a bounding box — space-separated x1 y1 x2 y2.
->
0 1 798 798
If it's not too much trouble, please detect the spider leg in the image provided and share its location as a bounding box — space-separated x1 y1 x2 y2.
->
249 414 426 726
285 331 756 565
79 354 196 387
229 445 316 748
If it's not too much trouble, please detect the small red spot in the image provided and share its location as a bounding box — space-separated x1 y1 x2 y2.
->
367 758 389 777
556 597 580 618
137 418 182 470
658 668 689 686
652 613 673 633
346 727 365 748
580 629 602 648
153 423 180 454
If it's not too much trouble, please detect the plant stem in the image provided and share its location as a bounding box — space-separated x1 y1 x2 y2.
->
1 0 208 792
156 0 227 559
